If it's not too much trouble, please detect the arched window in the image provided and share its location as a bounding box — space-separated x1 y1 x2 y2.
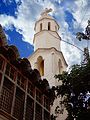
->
40 23 42 31
48 22 50 30
37 56 44 76
40 60 44 76
58 59 62 74
55 26 57 31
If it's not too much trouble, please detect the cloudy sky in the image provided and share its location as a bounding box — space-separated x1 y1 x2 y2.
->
0 0 90 68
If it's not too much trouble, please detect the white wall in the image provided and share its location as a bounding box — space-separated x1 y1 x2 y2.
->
28 48 67 87
34 31 61 51
35 19 59 33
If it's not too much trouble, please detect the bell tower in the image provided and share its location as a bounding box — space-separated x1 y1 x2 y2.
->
34 8 60 51
28 8 67 86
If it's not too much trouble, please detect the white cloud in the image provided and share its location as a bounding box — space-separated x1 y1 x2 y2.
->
3 0 13 4
0 0 90 67
0 0 56 44
73 0 90 29
15 0 21 3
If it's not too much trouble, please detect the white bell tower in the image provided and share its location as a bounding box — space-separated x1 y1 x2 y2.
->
28 8 68 120
28 8 67 86
34 8 60 51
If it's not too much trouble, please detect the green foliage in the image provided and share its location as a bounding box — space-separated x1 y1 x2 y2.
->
55 59 90 120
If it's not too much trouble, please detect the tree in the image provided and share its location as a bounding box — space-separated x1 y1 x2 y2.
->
55 59 90 120
76 20 90 41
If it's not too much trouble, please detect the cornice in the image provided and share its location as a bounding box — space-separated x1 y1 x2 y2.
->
28 47 68 67
33 30 61 43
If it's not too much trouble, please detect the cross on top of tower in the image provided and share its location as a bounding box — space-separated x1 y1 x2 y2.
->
41 8 52 16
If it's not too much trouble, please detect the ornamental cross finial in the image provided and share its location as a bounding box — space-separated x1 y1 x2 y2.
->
41 8 52 16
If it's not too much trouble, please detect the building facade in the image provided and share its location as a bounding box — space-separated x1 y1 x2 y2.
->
28 8 68 120
0 24 52 120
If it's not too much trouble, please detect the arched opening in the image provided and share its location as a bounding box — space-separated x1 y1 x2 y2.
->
48 22 50 30
40 60 44 76
58 59 62 74
40 23 42 31
37 56 44 76
55 26 57 31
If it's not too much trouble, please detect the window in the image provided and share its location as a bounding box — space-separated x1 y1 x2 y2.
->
0 56 4 71
17 73 26 90
13 87 25 120
37 56 44 76
36 89 42 103
58 59 62 74
44 96 50 110
25 96 34 120
35 103 42 120
40 23 42 31
27 81 34 97
55 26 57 31
48 22 50 30
0 38 3 46
0 73 2 84
0 77 14 114
5 63 10 76
40 60 44 76
44 110 50 120
5 63 16 80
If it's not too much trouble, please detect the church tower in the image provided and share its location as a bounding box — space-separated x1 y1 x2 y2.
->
28 8 67 86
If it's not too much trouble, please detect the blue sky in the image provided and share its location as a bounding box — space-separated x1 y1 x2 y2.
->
0 0 90 67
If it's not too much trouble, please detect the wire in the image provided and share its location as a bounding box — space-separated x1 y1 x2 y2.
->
48 31 84 52
62 39 84 52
